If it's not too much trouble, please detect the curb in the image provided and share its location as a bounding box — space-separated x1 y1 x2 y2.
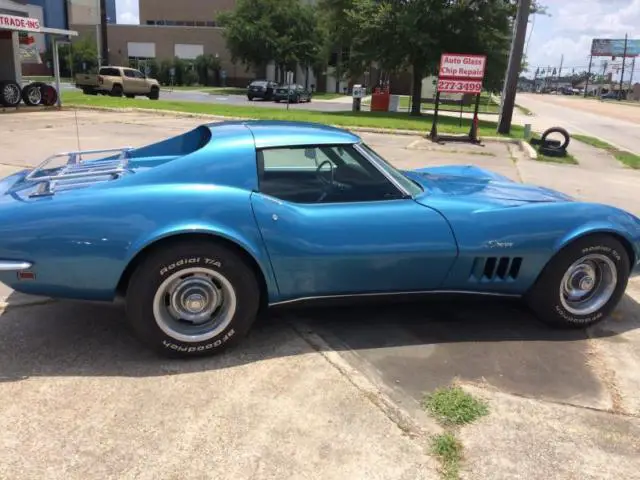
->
64 104 535 158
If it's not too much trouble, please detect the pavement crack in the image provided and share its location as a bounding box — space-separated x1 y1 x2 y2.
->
585 337 627 415
288 318 441 442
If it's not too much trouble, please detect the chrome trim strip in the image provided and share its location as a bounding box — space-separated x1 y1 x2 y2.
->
269 289 521 306
353 143 412 198
0 261 32 272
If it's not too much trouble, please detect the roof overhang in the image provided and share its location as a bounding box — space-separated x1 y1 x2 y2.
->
0 12 77 36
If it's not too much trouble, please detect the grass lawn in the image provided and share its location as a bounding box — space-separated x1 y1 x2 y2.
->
573 134 640 169
365 92 500 114
61 91 522 138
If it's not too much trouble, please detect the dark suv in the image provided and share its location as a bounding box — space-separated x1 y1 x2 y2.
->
247 80 278 101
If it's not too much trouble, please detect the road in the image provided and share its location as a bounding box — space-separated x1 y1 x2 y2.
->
514 93 640 155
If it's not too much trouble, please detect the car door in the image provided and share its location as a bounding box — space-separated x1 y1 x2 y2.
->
250 143 458 300
122 69 138 93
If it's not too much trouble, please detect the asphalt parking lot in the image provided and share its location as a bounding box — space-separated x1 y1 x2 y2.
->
1 110 639 479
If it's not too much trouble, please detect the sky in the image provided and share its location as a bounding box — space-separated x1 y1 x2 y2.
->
523 0 640 79
115 0 640 79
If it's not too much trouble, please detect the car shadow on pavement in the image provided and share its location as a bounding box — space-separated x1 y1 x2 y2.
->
0 292 638 406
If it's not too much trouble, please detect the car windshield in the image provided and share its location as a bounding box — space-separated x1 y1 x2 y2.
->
250 81 267 87
358 143 423 197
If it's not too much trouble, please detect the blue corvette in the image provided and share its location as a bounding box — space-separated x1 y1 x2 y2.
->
0 120 639 357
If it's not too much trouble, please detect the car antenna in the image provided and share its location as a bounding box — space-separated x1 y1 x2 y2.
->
73 108 82 157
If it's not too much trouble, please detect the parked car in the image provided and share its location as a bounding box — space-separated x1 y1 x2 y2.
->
247 80 278 101
75 66 160 99
601 91 621 100
273 84 312 103
0 120 639 358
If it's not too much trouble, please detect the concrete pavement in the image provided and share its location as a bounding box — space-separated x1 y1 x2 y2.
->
1 110 640 479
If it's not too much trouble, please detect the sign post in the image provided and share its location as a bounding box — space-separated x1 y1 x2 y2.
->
429 53 487 143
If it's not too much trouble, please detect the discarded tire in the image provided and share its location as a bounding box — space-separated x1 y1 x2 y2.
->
539 145 568 157
0 80 22 107
540 127 570 151
40 85 58 106
21 83 43 106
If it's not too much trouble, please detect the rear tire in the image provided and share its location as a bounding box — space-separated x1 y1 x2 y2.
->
125 240 261 357
110 84 123 97
526 234 630 329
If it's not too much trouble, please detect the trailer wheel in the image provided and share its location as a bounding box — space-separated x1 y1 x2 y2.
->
0 81 22 107
21 83 43 106
40 85 58 107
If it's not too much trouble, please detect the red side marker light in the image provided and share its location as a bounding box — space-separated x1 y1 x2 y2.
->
17 271 36 281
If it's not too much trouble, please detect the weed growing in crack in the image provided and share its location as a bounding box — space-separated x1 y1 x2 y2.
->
431 432 463 480
422 386 489 426
422 386 490 480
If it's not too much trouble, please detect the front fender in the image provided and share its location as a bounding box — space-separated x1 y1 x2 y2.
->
126 222 280 301
554 208 640 275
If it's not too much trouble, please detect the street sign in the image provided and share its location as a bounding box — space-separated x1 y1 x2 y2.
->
431 52 487 143
438 53 487 93
286 70 294 85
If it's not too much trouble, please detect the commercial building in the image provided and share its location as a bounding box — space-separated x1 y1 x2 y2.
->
0 0 76 87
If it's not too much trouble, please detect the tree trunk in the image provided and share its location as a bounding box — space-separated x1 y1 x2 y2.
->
411 63 424 116
335 46 342 94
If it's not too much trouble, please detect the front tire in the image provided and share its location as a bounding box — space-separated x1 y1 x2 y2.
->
125 240 261 357
526 234 630 328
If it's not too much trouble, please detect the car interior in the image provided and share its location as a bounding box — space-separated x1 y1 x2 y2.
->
257 145 404 204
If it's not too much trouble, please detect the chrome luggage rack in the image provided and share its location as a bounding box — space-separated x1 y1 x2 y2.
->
24 146 134 197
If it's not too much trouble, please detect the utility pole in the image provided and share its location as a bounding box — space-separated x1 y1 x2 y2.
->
618 33 628 100
99 0 109 66
584 55 593 97
557 54 563 93
497 0 532 134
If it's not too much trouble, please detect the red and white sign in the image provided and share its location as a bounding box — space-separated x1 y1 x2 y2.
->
437 79 483 94
437 53 487 94
0 14 41 33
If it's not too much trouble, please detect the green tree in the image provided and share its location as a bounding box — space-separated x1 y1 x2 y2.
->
195 54 221 86
218 0 324 83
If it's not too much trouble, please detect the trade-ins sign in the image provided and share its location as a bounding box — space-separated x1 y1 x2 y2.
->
437 53 487 94
0 14 41 33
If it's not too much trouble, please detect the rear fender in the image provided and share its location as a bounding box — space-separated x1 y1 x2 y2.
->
125 222 279 300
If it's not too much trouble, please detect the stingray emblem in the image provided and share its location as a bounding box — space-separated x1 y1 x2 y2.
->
486 240 514 248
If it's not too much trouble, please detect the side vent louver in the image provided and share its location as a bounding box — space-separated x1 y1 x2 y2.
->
471 257 522 282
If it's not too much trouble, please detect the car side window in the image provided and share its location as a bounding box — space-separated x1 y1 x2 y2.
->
133 70 145 79
123 70 136 78
257 145 404 204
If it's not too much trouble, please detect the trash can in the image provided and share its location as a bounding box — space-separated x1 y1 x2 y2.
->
370 86 390 112
388 94 400 112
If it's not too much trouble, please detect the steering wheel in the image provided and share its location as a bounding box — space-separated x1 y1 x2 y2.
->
315 160 335 202
316 160 335 187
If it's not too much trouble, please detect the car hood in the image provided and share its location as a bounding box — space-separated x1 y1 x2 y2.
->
404 165 575 206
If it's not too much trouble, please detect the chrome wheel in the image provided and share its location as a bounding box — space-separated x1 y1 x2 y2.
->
152 267 237 343
559 254 617 316
26 86 41 105
3 84 20 104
